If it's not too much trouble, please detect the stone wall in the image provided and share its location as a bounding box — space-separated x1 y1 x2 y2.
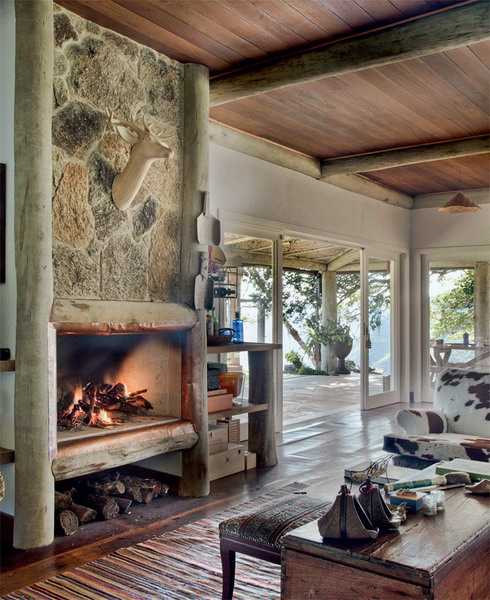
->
52 6 183 302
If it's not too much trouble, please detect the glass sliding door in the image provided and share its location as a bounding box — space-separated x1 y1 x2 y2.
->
361 250 400 409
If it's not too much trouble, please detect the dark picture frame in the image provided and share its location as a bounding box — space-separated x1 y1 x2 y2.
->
0 163 5 283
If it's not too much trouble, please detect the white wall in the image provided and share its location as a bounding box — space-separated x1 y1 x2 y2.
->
210 143 412 406
411 205 490 249
0 0 16 515
410 204 490 403
210 143 410 251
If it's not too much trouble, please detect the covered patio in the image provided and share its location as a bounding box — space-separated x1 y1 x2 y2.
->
283 373 386 428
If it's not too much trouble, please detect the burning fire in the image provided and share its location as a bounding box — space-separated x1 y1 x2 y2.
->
97 409 113 426
58 382 153 431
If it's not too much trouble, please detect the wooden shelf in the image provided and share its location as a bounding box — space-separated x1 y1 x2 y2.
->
0 360 15 373
0 447 14 465
208 402 268 420
207 342 281 354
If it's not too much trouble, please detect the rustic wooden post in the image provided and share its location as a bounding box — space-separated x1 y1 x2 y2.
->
180 63 210 497
13 0 55 549
248 350 278 468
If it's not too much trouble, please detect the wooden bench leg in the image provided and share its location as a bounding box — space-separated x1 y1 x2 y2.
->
220 539 236 600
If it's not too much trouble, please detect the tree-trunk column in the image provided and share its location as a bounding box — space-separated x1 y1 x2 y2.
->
180 63 209 497
475 261 490 346
14 0 55 549
321 271 337 374
249 350 278 468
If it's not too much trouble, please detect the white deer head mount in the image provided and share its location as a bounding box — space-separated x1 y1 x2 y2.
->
108 107 173 211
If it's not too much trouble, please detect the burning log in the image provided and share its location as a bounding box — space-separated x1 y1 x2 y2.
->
56 510 79 536
129 389 148 397
58 381 153 431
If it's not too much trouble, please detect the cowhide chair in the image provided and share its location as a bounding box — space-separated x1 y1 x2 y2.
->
384 369 490 465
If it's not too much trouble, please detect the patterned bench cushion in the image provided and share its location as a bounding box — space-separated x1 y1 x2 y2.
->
219 495 330 551
384 432 490 462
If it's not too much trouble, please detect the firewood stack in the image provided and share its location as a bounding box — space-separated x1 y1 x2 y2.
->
57 382 153 430
55 472 169 536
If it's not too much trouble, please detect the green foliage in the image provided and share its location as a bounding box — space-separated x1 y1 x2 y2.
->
243 266 272 312
307 318 352 346
336 271 390 330
284 350 327 375
430 270 474 340
298 366 327 375
285 350 303 371
243 266 322 367
242 263 391 367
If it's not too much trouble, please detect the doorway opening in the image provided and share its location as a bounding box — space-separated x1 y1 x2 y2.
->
428 261 490 394
222 234 366 429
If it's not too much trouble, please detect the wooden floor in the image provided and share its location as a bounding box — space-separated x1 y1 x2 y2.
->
0 403 401 596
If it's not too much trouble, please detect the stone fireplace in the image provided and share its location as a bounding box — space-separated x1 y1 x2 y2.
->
13 0 209 549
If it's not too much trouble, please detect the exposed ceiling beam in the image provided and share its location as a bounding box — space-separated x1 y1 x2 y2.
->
326 174 413 209
222 236 255 245
209 120 320 179
210 121 413 209
321 135 490 178
282 240 344 259
327 249 360 272
413 187 490 209
431 261 479 269
210 1 490 106
224 249 327 272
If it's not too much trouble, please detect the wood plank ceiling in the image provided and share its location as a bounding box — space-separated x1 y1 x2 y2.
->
223 233 352 270
58 0 490 199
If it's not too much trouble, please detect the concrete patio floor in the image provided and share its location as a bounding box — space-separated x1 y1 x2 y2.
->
283 373 360 427
282 373 384 428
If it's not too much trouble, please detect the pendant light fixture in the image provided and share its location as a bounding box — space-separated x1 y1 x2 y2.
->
438 192 481 213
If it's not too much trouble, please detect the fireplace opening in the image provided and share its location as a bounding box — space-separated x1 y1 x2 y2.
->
57 332 183 443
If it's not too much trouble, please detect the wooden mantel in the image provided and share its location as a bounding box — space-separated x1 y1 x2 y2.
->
51 299 197 333
53 421 198 481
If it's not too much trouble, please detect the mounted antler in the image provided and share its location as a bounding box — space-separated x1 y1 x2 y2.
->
108 107 173 210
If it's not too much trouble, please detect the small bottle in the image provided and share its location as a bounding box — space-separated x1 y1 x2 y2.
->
232 311 244 343
463 332 469 346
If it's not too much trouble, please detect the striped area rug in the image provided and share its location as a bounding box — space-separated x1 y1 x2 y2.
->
4 486 307 600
